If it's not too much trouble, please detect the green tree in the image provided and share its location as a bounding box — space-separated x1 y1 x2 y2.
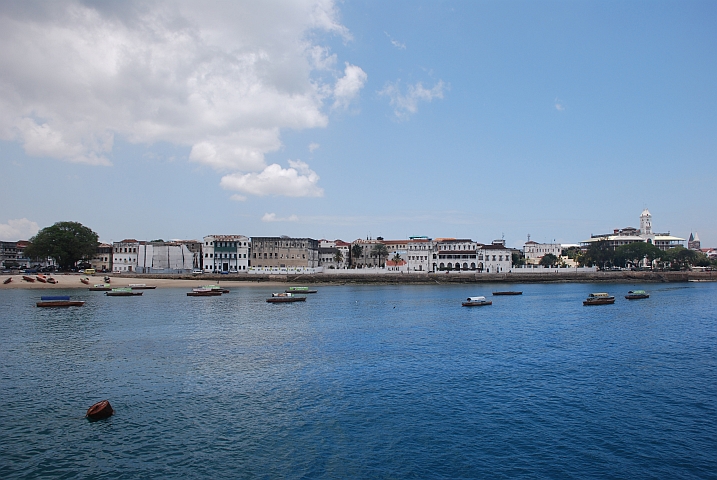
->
24 221 99 270
350 244 363 268
539 253 559 267
391 253 402 264
614 242 662 269
511 252 525 266
333 249 344 266
371 243 389 268
662 246 697 270
583 238 613 270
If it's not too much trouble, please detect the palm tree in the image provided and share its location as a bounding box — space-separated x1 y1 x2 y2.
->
334 249 344 268
371 243 389 268
391 253 402 264
351 244 363 268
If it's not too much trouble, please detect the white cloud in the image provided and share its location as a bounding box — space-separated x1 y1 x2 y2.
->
0 218 40 241
309 142 320 152
0 0 358 194
220 160 324 197
554 98 565 111
380 80 446 120
262 213 300 222
384 32 406 50
332 63 367 110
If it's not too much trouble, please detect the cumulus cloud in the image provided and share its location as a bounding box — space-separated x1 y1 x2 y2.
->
332 63 367 110
0 0 362 196
220 159 323 197
0 218 40 241
262 213 300 222
309 142 320 152
380 80 446 120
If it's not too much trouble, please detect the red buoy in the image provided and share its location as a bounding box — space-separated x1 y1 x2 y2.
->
86 400 114 420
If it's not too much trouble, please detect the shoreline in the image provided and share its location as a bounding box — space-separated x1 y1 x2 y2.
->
2 270 714 289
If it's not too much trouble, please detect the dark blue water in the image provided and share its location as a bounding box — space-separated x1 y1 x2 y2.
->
1 283 716 479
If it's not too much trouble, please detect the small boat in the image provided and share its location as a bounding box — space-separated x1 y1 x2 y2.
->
129 283 157 290
462 296 492 307
36 296 85 307
80 277 90 285
36 275 47 283
3 277 11 285
200 284 230 293
266 292 306 303
492 291 522 296
285 286 318 294
47 277 57 284
187 289 223 296
89 284 112 291
86 400 114 421
22 275 35 282
583 293 615 306
105 288 143 297
104 276 111 283
625 290 650 300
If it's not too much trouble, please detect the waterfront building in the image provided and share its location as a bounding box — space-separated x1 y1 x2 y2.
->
478 240 513 273
136 241 196 274
523 240 562 263
434 238 480 271
350 238 384 268
0 241 21 269
113 239 139 272
90 243 113 272
386 258 408 272
406 237 434 272
580 209 685 251
251 236 318 268
203 235 250 273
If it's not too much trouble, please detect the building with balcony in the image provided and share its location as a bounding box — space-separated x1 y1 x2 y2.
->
251 236 318 268
203 235 250 273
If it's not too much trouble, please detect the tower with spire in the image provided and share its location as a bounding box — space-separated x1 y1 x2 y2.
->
688 232 701 250
640 208 652 236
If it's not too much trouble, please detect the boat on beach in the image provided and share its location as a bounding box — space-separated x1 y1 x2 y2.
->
462 296 492 307
492 291 522 296
80 277 90 285
625 290 650 300
36 275 47 283
3 277 12 284
583 293 615 305
22 275 35 282
129 283 157 289
285 286 318 294
267 292 306 303
47 277 57 284
36 295 85 307
105 288 143 297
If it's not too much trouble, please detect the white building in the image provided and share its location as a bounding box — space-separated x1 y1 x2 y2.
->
406 237 434 272
479 240 513 273
203 235 250 273
434 238 480 271
524 241 562 261
581 209 685 251
136 242 195 274
113 239 139 272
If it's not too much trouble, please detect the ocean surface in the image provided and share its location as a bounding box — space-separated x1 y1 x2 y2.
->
1 282 715 479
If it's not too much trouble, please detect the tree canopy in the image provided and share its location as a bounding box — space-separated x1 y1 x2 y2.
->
350 244 363 267
24 221 99 270
539 253 559 267
371 243 389 267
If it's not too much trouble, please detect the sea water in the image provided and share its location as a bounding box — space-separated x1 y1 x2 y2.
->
1 282 715 478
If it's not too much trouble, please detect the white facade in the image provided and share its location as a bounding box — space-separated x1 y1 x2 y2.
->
203 235 250 273
136 242 194 273
434 238 480 271
113 240 139 272
524 241 562 260
406 238 434 272
478 240 513 273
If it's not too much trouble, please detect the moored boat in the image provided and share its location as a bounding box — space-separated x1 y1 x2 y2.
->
462 296 492 307
200 284 230 293
89 284 112 291
625 290 650 300
187 287 222 296
86 400 114 420
105 288 143 296
583 293 615 305
129 283 157 289
492 291 522 296
267 292 306 303
285 286 318 294
36 295 85 307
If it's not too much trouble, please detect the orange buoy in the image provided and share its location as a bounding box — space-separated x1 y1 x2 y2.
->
86 399 114 420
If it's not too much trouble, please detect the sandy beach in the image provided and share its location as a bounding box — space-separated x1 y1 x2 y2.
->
0 274 283 290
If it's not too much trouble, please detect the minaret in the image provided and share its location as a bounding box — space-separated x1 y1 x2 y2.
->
640 209 652 235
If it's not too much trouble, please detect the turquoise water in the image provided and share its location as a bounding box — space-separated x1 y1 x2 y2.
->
1 283 716 478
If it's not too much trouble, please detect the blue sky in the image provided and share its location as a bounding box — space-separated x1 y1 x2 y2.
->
1 0 715 248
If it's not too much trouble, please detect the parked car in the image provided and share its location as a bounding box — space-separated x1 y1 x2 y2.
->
192 269 203 274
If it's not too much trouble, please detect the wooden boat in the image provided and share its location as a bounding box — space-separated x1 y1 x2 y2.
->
36 296 85 307
492 291 522 296
266 292 306 303
583 293 615 306
80 277 90 285
625 290 650 300
200 284 230 293
285 286 318 294
46 277 57 284
89 284 112 291
187 289 222 296
129 283 157 290
3 277 11 285
462 296 492 307
36 275 47 283
22 275 35 282
86 400 114 421
105 288 143 297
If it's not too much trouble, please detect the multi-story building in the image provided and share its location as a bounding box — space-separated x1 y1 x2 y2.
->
250 236 318 268
113 239 139 272
350 238 384 268
434 238 481 271
479 240 513 273
523 240 562 263
90 243 113 272
406 237 434 272
136 241 196 273
581 209 685 252
202 235 250 273
1 241 21 269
